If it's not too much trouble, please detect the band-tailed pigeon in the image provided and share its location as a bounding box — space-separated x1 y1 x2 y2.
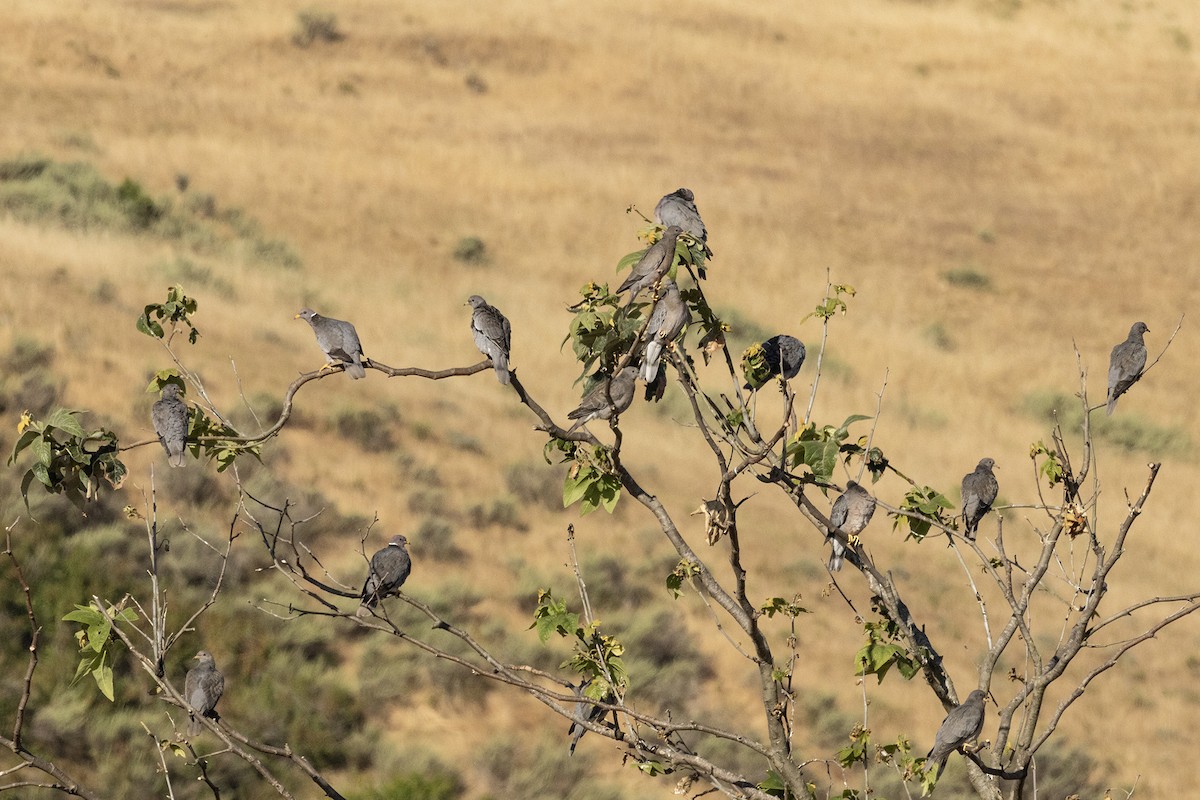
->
617 226 682 298
1106 321 1149 416
468 295 512 385
744 334 806 390
961 458 998 540
827 480 876 572
295 308 367 379
184 650 224 736
926 689 987 775
152 384 189 468
359 535 412 612
567 367 638 433
567 678 609 756
654 188 712 258
640 280 689 382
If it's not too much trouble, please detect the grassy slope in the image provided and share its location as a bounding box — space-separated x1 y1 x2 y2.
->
2 0 1199 796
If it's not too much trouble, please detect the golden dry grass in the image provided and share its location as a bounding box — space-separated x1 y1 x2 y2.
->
3 0 1200 796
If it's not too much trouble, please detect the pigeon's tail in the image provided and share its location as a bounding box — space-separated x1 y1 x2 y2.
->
346 355 367 380
1106 394 1117 416
827 539 845 572
493 354 511 385
925 748 949 777
187 714 203 737
641 342 663 383
167 445 186 468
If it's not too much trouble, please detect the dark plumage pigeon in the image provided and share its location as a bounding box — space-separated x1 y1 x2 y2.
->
926 689 987 776
961 458 998 540
295 308 367 379
567 679 608 756
184 650 225 737
617 226 682 298
640 280 689 382
826 480 876 572
654 188 711 258
151 383 189 468
1106 321 1149 416
468 295 512 385
358 535 412 613
567 367 638 433
744 334 806 390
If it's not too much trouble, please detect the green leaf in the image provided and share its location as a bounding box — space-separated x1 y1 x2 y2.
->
562 470 591 508
45 408 87 439
93 653 115 702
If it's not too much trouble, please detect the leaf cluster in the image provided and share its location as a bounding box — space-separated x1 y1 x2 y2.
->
9 408 126 507
63 602 137 702
137 284 200 344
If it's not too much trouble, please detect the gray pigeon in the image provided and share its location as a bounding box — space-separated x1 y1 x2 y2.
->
184 650 224 736
826 480 876 572
151 383 189 468
654 188 711 258
617 226 682 298
567 366 638 433
359 535 412 611
295 308 367 379
1106 321 1149 416
640 280 689 382
961 458 999 540
744 334 806 390
926 689 987 776
468 295 512 385
567 678 609 756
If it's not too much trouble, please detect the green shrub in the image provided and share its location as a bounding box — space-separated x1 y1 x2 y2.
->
293 10 343 47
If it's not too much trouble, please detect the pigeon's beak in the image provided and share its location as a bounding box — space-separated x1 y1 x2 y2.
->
293 314 302 320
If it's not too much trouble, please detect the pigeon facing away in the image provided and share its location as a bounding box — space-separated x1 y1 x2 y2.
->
295 308 367 379
744 334 806 390
826 480 876 572
617 226 682 298
961 458 999 540
567 367 638 433
640 280 690 382
359 535 412 612
1106 321 1149 416
926 689 987 776
468 295 512 385
567 679 609 756
654 188 712 258
151 383 189 468
184 650 225 737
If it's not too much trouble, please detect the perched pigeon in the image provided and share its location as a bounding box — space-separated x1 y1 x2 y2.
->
468 295 512 385
567 367 638 433
826 480 876 572
1106 321 1149 416
926 689 987 776
184 650 225 736
961 458 998 540
744 334 806 390
617 226 682 298
295 308 367 379
359 535 412 612
654 188 711 258
640 280 689 382
567 679 608 756
151 383 189 468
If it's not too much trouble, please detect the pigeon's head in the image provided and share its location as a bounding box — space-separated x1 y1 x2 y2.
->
295 308 320 323
389 535 409 548
663 225 684 239
193 650 215 666
674 188 694 201
977 457 996 471
161 383 183 400
467 295 487 309
1130 321 1149 337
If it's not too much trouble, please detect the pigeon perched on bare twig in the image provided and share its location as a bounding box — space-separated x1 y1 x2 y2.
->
1106 321 1149 416
744 334 806 390
468 295 512 385
567 367 638 433
640 280 689 382
184 650 224 737
926 689 987 776
961 458 998 540
295 308 367 379
567 678 608 756
826 480 876 571
617 226 682 298
654 188 712 258
358 535 412 613
151 384 189 468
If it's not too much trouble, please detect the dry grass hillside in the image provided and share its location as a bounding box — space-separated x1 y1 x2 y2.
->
2 0 1199 797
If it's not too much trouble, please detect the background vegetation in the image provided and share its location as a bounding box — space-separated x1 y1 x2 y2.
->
1 0 1198 797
